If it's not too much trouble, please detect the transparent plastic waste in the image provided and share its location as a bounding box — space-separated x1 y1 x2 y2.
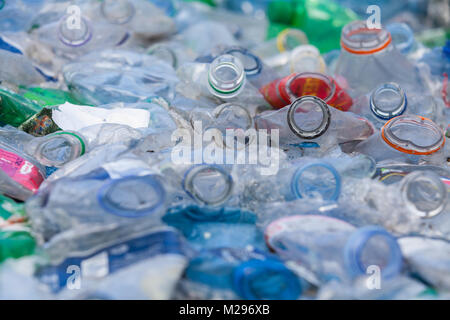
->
241 154 376 209
35 226 188 299
162 205 265 251
334 21 427 98
255 96 374 149
63 49 179 105
26 155 166 243
354 114 447 164
264 215 403 284
399 236 450 290
179 247 304 300
260 72 353 111
349 82 442 128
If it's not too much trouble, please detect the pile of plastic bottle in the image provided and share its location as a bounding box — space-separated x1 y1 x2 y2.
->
0 0 449 300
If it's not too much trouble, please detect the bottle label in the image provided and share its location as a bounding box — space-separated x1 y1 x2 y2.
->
0 148 44 193
36 228 186 292
18 108 60 137
260 74 353 111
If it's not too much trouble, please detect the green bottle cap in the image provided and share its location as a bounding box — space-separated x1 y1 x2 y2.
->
0 231 35 263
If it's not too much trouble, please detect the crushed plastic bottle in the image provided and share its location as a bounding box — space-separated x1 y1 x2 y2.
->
0 0 448 301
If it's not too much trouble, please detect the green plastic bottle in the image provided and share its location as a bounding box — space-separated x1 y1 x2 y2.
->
267 0 359 53
19 86 84 108
0 87 42 127
183 0 217 6
0 230 35 263
0 194 35 263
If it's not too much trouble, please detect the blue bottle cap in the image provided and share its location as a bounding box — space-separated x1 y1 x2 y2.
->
344 226 402 279
232 259 302 300
97 175 165 218
291 162 341 201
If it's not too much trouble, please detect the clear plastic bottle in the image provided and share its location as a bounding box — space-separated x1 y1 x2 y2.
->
399 236 450 291
341 170 450 240
349 82 441 128
239 154 376 211
176 54 266 105
264 215 403 284
334 21 426 98
35 226 188 298
354 114 447 164
63 49 179 105
255 96 374 150
26 157 167 243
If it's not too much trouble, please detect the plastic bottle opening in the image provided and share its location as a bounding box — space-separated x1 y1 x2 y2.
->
401 171 447 218
100 0 135 25
287 96 331 140
381 115 445 155
97 175 166 218
183 165 234 206
291 162 341 201
286 72 336 103
223 47 262 77
232 259 302 300
386 23 415 54
370 82 407 120
34 131 86 168
344 226 402 279
341 21 392 55
58 15 92 47
208 54 246 99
